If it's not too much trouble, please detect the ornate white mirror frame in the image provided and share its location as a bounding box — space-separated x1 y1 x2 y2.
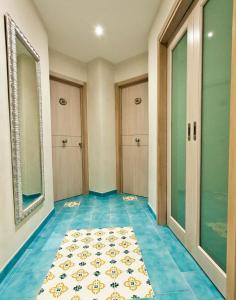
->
5 14 45 225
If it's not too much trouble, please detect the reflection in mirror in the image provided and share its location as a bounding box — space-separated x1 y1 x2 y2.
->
16 36 43 209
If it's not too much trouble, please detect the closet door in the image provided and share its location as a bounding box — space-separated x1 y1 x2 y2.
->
167 17 194 245
121 81 148 197
192 0 233 294
50 79 83 201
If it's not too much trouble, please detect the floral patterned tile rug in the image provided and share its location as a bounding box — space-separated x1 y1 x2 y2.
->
64 202 81 208
37 227 154 300
123 196 138 202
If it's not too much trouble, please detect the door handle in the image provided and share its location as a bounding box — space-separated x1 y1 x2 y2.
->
135 137 140 146
78 142 82 149
187 123 191 141
62 139 68 147
193 121 197 141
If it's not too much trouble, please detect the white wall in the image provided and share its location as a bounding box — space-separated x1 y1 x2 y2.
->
148 0 175 212
114 52 148 83
49 49 87 82
87 58 116 193
0 0 54 270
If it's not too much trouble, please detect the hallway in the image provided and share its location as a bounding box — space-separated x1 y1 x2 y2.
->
0 194 222 300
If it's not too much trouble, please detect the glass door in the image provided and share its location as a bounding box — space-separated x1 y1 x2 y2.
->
192 0 233 295
167 17 194 245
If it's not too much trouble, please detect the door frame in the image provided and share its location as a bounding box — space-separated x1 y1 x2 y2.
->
157 0 236 298
50 72 89 195
114 74 148 193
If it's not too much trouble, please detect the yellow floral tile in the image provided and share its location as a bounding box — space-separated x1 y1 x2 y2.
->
121 255 135 266
44 271 55 284
88 279 105 294
124 276 141 291
91 258 106 268
71 296 81 300
77 250 91 260
66 244 79 252
106 292 126 300
129 234 137 240
93 242 106 250
95 230 105 236
106 235 118 242
138 264 147 275
59 260 74 270
71 232 82 238
105 266 122 279
49 282 68 298
72 269 89 281
133 247 141 255
81 237 94 243
117 229 128 235
106 248 120 258
55 252 63 261
119 240 131 248
145 289 155 298
62 238 69 244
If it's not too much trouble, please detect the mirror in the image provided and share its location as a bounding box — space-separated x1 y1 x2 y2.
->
5 14 44 224
16 37 43 209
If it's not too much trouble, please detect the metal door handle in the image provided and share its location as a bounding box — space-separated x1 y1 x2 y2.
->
62 139 68 147
193 121 197 141
187 123 191 141
135 137 140 146
78 142 82 149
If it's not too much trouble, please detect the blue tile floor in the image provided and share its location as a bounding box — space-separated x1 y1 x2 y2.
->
0 194 224 300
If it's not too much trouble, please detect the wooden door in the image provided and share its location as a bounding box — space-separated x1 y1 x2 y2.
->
121 81 148 197
50 79 83 201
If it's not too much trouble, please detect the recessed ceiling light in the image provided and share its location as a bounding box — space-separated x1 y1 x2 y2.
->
95 25 104 37
208 31 214 38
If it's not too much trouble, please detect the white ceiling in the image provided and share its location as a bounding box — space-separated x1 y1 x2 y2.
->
33 0 161 63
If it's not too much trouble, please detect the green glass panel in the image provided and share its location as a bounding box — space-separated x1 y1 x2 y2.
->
200 0 233 272
171 32 187 229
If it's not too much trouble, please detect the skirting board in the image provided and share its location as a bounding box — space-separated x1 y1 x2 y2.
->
0 208 55 283
89 190 117 197
148 203 157 221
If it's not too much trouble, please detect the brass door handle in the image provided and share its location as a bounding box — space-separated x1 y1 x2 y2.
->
78 142 82 149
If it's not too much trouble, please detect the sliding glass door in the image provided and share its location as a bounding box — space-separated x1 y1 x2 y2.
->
170 32 187 230
167 18 192 245
167 0 233 296
199 0 232 273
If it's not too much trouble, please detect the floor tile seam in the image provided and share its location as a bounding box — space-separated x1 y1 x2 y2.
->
155 289 197 299
150 250 199 296
176 269 212 299
156 249 186 269
154 286 191 294
181 270 224 298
